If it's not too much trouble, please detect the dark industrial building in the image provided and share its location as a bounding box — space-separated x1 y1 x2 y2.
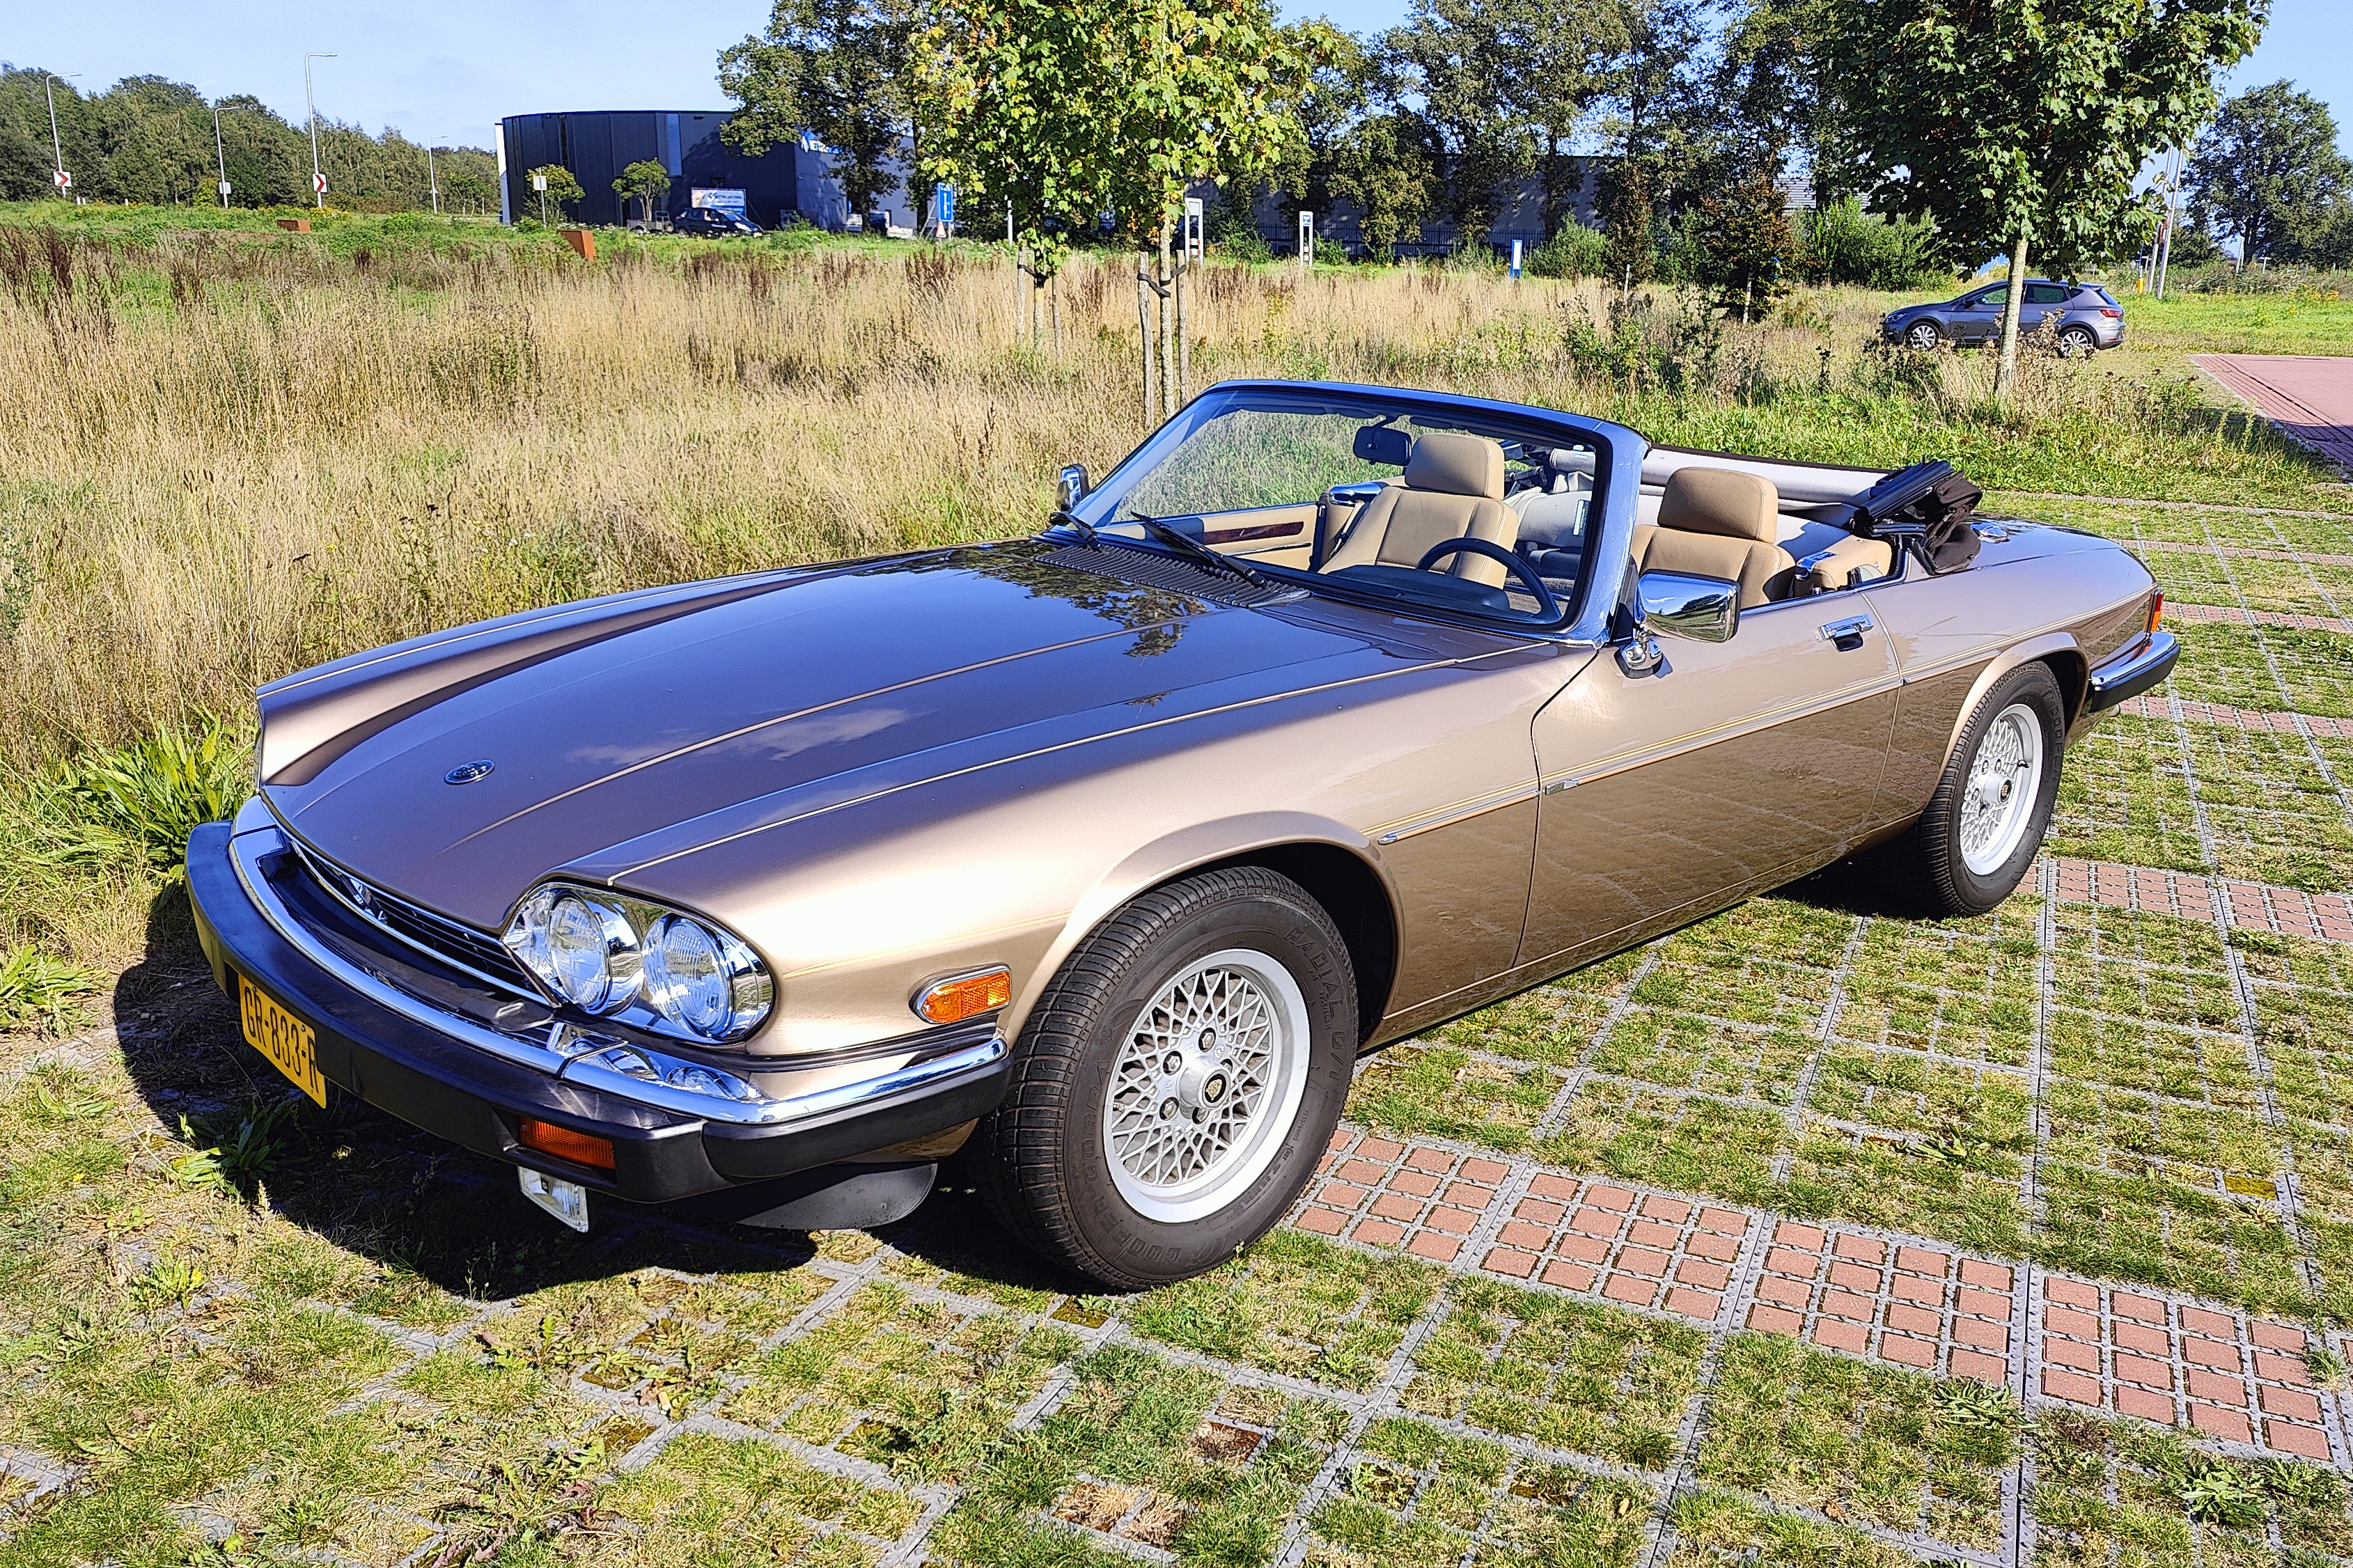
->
495 109 918 230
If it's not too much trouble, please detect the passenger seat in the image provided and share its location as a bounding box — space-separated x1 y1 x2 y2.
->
1321 432 1518 588
1631 468 1797 608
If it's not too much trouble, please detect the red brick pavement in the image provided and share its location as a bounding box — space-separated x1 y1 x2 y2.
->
2047 856 2353 943
2166 602 2353 634
2116 692 2353 740
2196 354 2353 474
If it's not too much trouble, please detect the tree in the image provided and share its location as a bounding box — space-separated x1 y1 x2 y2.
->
1692 155 1793 319
1328 110 1441 258
1835 0 2263 399
915 0 1307 253
721 0 916 224
1385 0 1533 248
613 159 673 226
527 164 585 222
1497 0 1626 236
2185 81 2351 266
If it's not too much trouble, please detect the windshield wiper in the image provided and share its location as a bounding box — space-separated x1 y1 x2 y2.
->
1129 512 1282 595
1049 508 1099 542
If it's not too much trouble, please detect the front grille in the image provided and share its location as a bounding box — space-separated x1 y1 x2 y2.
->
288 840 538 997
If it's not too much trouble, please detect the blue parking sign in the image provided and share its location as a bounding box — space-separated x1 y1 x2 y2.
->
935 184 955 226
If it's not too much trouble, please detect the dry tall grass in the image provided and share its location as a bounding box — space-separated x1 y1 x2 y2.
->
0 229 2327 786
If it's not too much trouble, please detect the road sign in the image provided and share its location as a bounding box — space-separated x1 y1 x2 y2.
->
218 180 232 200
934 184 954 226
315 171 328 196
532 173 547 191
1184 196 1203 259
1298 210 1314 269
53 168 71 190
1510 238 1523 280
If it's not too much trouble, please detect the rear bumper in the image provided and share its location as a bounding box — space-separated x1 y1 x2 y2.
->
185 816 1010 1205
2086 630 2178 714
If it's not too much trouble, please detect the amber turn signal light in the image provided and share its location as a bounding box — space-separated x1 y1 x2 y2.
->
2148 591 2164 634
517 1117 616 1170
915 966 1011 1025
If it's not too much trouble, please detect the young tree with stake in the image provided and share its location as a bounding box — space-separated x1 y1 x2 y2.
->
1834 0 2262 400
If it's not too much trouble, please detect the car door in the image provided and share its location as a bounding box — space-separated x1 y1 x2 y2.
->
2023 281 2072 336
1957 287 2005 345
1517 590 1900 973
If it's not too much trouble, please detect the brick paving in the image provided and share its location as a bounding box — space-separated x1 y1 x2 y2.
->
1295 1123 2351 1468
2116 691 2353 739
2134 540 2353 568
2195 353 2353 475
2047 853 2353 941
2166 601 2353 634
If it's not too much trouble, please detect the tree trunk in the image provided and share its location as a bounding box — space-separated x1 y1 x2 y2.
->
1136 249 1157 427
1994 227 2029 405
1175 233 1189 405
1158 224 1176 419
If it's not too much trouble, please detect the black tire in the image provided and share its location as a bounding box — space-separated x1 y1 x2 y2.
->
974 866 1357 1289
2058 325 2098 359
1900 662 2066 916
1904 320 1943 352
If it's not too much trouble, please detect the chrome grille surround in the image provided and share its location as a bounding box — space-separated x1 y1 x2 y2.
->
286 838 540 1000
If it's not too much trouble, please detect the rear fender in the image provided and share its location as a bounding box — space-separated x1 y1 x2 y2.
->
1937 632 2084 775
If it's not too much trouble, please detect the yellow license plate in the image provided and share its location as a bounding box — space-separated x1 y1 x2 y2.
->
239 974 325 1106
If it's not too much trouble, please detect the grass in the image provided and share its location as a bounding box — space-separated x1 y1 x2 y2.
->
9 207 2353 1565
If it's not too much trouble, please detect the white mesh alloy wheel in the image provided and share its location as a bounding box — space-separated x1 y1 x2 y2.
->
1099 948 1312 1224
1959 701 2046 875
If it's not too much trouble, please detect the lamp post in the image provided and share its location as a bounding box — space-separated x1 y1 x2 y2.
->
212 104 231 207
428 146 439 214
304 52 337 209
45 74 77 198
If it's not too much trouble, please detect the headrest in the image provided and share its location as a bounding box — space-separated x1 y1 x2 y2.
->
1659 467 1780 542
1404 432 1506 499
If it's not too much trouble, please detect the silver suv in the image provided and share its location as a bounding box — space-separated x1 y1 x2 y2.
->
1882 279 2125 356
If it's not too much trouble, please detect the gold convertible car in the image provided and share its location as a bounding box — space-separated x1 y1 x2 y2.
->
187 380 2174 1287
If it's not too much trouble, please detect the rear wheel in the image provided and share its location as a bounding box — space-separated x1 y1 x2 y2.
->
2058 324 2098 358
1897 663 2066 916
974 867 1357 1289
1904 320 1943 352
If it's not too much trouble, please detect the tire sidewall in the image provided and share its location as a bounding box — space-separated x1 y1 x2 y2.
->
1938 666 2065 908
1047 879 1354 1285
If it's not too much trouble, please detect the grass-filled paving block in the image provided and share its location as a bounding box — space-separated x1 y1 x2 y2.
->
2028 1405 2353 1568
1430 952 1646 1067
933 1344 1336 1568
1782 1124 2033 1261
719 1280 1080 1482
2169 620 2353 721
1697 1333 2022 1552
2034 1159 2309 1315
2144 551 2353 621
2175 722 2353 893
588 1430 919 1568
1307 1416 1652 1568
1537 1082 1787 1207
1582 1007 1817 1106
2046 1008 2261 1106
1125 1228 1440 1390
2048 714 2207 875
2043 1079 2285 1195
1347 1044 1566 1152
1659 1486 1923 1567
1830 907 2041 1068
1402 1276 1705 1470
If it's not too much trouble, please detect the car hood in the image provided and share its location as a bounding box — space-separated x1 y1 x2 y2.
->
262 542 1478 927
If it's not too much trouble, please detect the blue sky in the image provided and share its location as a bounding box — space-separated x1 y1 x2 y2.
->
6 0 2347 159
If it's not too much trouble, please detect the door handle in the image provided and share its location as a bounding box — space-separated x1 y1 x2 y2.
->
1819 615 1873 651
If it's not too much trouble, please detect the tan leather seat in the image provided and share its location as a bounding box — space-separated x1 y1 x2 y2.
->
1321 432 1518 588
1797 531 1894 594
1630 467 1796 608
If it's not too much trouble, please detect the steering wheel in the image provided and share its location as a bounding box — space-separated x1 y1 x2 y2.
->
1416 537 1561 620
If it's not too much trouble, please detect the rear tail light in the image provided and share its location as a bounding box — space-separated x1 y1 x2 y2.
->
2148 593 2164 634
2100 308 2122 317
518 1118 616 1170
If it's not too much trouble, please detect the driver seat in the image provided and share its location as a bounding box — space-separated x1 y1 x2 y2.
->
1320 433 1517 588
1630 467 1797 608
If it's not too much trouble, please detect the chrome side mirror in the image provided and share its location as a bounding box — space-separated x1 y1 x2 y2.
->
1636 571 1740 643
1056 464 1090 512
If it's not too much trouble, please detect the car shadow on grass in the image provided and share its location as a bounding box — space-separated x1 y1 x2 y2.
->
109 886 1084 1308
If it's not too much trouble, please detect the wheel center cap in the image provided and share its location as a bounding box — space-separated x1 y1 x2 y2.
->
1171 1055 1235 1114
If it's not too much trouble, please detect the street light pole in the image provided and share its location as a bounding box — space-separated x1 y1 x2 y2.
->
428 146 439 214
304 52 337 209
212 104 231 207
45 75 73 198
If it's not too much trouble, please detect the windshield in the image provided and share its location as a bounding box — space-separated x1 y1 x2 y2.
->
1060 389 1600 627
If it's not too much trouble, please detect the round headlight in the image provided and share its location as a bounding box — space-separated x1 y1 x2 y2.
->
545 894 640 1013
646 915 731 1037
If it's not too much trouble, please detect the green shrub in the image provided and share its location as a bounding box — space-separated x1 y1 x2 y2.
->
0 946 102 1032
43 716 253 881
1526 222 1606 279
1797 197 1950 290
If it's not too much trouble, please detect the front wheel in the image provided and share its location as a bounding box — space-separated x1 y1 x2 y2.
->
1904 320 1943 352
974 866 1358 1289
1898 662 2066 915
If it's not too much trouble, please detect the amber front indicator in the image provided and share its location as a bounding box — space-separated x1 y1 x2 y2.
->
915 966 1012 1025
517 1117 616 1170
2148 592 2164 634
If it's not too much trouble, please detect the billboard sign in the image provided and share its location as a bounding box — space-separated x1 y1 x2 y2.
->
691 187 748 215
